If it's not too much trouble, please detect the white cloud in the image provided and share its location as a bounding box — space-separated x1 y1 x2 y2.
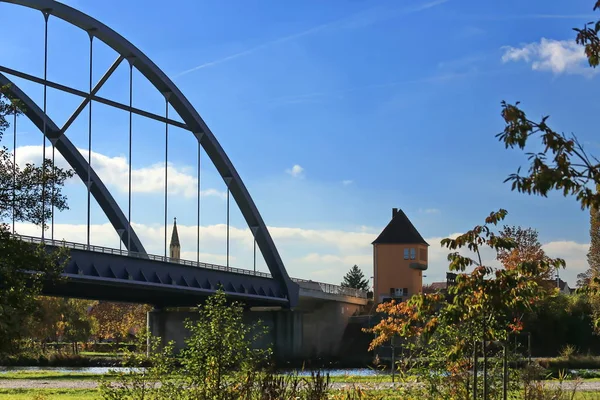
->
285 164 304 178
342 180 353 186
13 146 226 199
501 38 595 76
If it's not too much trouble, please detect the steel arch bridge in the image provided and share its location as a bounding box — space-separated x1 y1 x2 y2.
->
0 0 306 307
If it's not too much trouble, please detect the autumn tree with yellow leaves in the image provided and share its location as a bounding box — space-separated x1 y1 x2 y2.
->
90 302 151 342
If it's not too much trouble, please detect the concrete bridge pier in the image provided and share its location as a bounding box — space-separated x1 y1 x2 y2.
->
147 307 304 362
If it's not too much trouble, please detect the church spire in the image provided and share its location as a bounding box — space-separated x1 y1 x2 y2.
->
169 217 180 260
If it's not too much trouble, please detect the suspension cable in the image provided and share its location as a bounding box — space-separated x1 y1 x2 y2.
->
197 140 201 263
41 11 49 241
226 186 230 268
86 33 94 248
164 95 169 257
12 110 16 234
128 61 133 252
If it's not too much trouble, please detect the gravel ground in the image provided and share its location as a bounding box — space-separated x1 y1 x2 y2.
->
2 379 600 391
0 379 99 389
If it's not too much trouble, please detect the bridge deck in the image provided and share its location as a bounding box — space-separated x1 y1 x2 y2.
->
16 235 367 306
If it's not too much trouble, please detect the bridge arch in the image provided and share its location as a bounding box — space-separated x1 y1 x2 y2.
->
1 0 298 306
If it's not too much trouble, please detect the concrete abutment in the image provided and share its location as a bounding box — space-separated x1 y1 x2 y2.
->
147 300 365 362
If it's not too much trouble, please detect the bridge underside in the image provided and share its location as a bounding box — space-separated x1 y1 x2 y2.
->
42 248 290 308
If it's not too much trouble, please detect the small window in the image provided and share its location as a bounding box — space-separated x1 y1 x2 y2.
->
410 248 416 260
403 288 408 296
403 248 409 260
394 288 404 297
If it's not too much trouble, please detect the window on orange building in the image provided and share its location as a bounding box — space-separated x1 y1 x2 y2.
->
410 248 416 260
404 248 409 259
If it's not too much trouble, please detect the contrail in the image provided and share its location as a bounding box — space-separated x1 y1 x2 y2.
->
175 23 333 77
175 0 450 78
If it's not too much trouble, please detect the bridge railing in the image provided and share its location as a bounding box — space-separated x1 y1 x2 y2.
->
13 234 367 299
292 278 367 298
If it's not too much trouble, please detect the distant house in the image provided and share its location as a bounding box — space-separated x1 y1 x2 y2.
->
425 274 575 296
544 278 574 295
423 272 457 294
372 208 429 303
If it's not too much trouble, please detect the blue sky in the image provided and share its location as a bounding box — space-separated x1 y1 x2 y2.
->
1 0 598 287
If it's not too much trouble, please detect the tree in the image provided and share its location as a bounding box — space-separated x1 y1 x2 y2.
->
497 0 600 327
497 0 600 211
588 194 600 279
497 225 553 282
0 86 73 354
577 268 593 288
367 210 563 398
340 264 369 291
89 302 150 342
100 289 271 400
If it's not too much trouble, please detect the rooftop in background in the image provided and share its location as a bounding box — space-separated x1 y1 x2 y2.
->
372 208 429 246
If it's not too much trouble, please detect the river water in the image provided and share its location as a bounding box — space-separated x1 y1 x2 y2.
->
0 366 382 376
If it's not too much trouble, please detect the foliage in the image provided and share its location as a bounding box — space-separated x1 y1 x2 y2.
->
521 293 600 357
0 86 73 226
496 0 600 211
497 225 553 282
367 210 563 399
23 297 98 345
585 198 600 283
574 1 600 67
0 87 74 355
178 288 271 398
497 1 600 330
99 289 273 400
89 302 150 342
341 264 370 291
578 268 593 288
0 228 69 354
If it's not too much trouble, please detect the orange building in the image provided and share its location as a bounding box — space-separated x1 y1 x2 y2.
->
372 208 429 303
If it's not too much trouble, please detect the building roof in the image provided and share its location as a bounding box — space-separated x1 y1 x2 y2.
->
372 208 429 246
170 217 180 247
429 282 447 290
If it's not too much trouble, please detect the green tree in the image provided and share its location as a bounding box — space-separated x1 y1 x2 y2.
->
588 194 600 279
100 289 271 400
340 264 369 291
0 86 73 354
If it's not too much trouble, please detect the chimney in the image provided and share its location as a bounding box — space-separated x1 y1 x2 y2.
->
392 208 398 218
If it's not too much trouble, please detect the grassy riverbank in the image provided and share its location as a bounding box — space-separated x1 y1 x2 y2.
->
4 369 600 383
4 388 600 400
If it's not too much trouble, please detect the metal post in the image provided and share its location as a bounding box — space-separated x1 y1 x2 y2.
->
12 111 16 234
164 96 169 257
391 337 395 383
253 238 256 273
41 11 49 241
226 186 230 268
473 340 478 400
503 342 508 400
51 137 55 240
528 332 532 364
86 33 93 249
127 62 133 252
197 140 200 264
483 330 488 400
